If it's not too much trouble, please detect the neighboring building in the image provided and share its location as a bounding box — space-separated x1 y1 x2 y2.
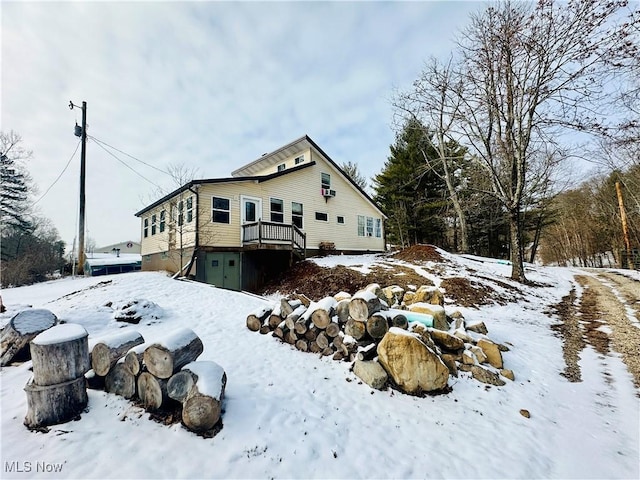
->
135 135 386 291
95 241 141 255
84 253 142 276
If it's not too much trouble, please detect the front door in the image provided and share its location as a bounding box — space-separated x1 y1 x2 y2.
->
205 252 241 290
240 196 262 242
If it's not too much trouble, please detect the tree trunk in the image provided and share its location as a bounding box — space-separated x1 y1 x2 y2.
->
105 361 137 398
90 330 145 376
267 303 283 329
30 324 90 386
307 297 337 329
285 305 307 331
325 322 340 338
366 313 389 340
356 343 378 362
143 328 204 379
124 343 147 376
349 291 383 321
295 339 309 352
509 208 527 283
137 371 169 411
335 299 351 325
246 306 272 332
388 310 409 330
1 309 58 366
24 376 87 428
345 318 367 340
316 332 329 350
167 361 226 403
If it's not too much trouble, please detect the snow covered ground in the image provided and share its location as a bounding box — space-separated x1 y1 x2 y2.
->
1 251 638 479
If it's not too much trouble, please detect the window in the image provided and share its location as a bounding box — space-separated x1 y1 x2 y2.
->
337 216 345 224
159 210 166 233
143 218 149 238
294 155 304 165
151 214 157 235
270 198 284 223
186 196 193 223
177 200 184 226
321 172 331 189
357 215 365 236
366 217 374 237
277 163 286 172
212 197 230 224
315 212 328 221
292 202 303 229
375 218 382 238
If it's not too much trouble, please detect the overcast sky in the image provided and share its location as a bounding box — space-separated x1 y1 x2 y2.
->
3 1 484 250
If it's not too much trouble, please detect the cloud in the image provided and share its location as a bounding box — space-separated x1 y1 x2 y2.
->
2 1 481 248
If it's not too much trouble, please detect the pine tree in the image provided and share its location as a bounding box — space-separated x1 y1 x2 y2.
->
1 131 33 234
373 119 448 247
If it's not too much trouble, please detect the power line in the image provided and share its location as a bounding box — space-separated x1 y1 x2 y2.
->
32 140 81 206
90 138 162 188
88 135 171 176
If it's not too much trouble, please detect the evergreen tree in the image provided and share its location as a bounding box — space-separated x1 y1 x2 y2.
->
340 161 368 191
1 131 33 234
373 119 448 247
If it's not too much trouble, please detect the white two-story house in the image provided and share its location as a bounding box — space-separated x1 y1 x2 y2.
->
135 135 386 291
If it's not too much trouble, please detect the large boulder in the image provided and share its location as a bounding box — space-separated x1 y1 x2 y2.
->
428 328 465 352
412 286 445 306
377 328 449 394
477 339 503 369
353 359 388 390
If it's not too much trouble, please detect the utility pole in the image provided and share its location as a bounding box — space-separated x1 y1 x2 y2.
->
615 181 633 269
70 100 87 274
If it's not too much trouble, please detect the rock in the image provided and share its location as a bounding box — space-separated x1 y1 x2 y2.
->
382 285 405 306
440 353 458 377
413 286 445 306
353 359 388 390
428 328 465 352
453 328 474 343
500 369 515 381
408 303 448 330
461 349 477 365
403 291 416 305
377 328 449 394
466 321 488 335
477 339 503 369
470 365 506 386
449 310 465 320
497 343 511 352
450 316 466 330
469 345 487 364
409 324 437 351
520 409 530 418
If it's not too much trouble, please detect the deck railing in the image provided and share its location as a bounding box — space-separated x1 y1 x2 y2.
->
242 220 306 257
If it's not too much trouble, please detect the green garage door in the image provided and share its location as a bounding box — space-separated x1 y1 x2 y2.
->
205 252 241 290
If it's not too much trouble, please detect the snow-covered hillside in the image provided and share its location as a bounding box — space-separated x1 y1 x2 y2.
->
1 252 638 479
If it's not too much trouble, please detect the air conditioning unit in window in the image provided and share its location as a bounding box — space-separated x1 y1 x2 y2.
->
321 188 336 197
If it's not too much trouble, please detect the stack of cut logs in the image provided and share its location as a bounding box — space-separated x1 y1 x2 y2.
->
87 327 226 433
247 283 513 391
246 284 435 362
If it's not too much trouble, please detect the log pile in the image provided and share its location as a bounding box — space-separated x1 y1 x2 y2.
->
246 283 514 394
86 327 225 434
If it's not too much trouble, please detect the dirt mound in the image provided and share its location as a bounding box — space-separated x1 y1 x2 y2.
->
439 277 504 308
391 244 446 263
262 261 433 299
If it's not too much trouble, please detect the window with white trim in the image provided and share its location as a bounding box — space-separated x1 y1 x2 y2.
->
337 215 345 224
212 197 230 224
375 218 382 238
143 218 149 238
321 172 331 189
159 210 166 233
315 212 328 221
186 196 193 223
270 198 284 223
292 202 303 229
357 215 365 236
294 155 304 165
177 200 184 226
366 217 374 237
151 214 157 235
277 163 286 172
